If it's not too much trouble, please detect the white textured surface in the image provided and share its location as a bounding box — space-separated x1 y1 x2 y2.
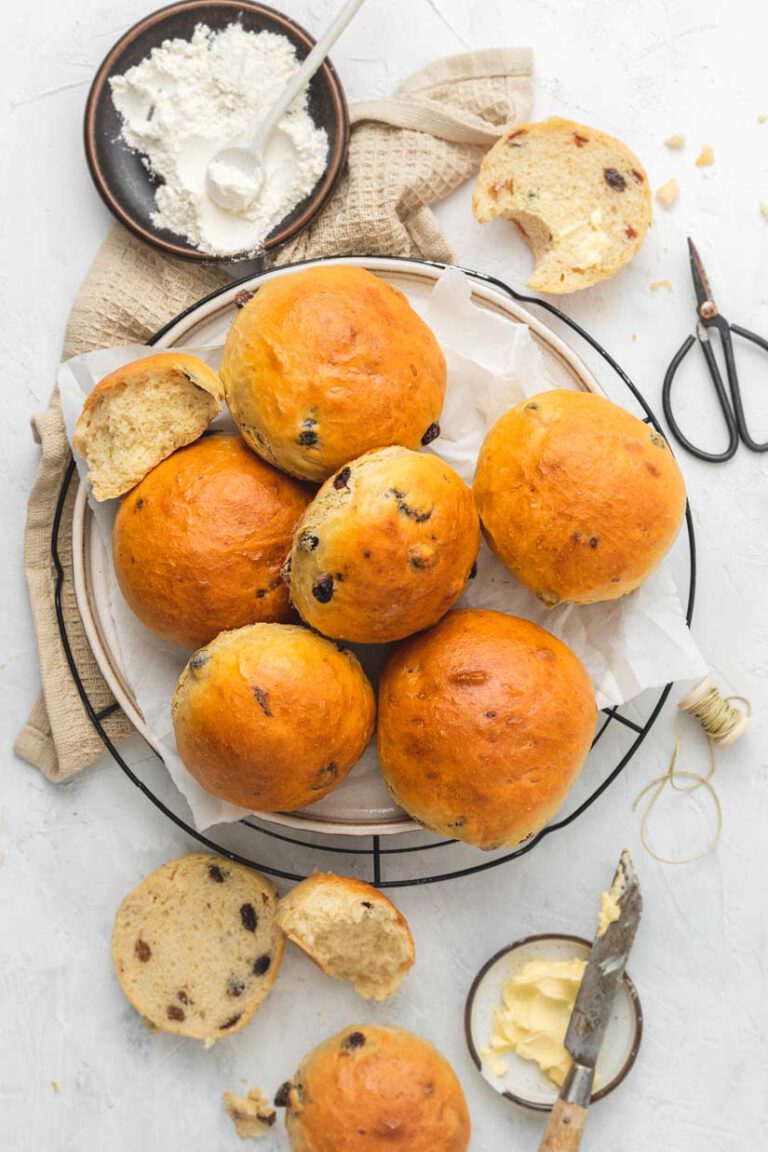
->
2 1 768 1148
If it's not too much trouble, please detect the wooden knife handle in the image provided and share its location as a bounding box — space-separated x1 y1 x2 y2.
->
539 1099 588 1152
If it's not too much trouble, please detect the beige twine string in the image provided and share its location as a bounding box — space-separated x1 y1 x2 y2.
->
632 679 751 865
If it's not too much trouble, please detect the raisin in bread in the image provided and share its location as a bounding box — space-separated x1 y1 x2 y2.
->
472 117 652 294
73 352 223 501
276 873 415 1000
112 853 283 1042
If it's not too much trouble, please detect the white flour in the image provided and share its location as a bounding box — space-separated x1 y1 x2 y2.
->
110 23 329 257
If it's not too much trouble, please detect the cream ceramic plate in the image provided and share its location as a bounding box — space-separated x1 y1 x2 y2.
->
465 933 643 1111
72 256 600 837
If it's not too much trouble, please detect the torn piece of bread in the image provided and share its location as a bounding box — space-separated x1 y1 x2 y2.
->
224 1087 276 1140
276 873 415 1001
73 352 223 500
472 117 652 294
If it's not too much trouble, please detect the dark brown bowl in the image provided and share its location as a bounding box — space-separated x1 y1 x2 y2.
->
84 0 350 262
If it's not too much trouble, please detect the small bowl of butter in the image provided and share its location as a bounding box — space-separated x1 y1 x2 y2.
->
464 933 643 1111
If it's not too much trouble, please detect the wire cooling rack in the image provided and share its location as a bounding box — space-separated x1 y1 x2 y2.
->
52 261 696 888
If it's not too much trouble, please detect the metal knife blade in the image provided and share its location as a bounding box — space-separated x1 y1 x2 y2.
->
564 850 642 1070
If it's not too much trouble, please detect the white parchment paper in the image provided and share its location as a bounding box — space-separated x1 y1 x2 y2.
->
58 268 706 830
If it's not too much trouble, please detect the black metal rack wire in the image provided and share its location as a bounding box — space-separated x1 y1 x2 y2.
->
52 261 696 888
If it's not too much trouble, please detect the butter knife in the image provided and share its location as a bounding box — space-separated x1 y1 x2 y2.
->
539 850 642 1152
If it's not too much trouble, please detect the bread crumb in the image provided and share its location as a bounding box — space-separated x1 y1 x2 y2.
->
760 202 768 221
651 280 673 291
695 144 715 167
656 179 680 208
224 1088 276 1140
664 134 685 150
50 1081 60 1094
758 113 768 124
631 333 638 342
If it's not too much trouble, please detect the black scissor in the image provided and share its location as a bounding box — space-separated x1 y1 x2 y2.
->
662 238 768 462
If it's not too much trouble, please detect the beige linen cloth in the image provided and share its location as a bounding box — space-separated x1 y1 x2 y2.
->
15 48 533 782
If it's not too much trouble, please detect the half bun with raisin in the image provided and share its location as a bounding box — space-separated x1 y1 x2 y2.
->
472 117 652 293
112 853 283 1042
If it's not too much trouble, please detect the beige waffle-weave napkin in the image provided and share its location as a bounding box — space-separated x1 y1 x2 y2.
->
15 48 533 782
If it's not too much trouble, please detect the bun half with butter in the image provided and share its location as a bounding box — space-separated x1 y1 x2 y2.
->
219 265 447 481
472 117 651 294
172 624 375 811
473 389 686 606
285 446 480 644
377 609 596 850
277 1025 471 1152
113 435 312 649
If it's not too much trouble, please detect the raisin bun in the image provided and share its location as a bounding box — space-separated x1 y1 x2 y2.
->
377 610 597 850
472 117 652 293
284 446 480 644
474 390 687 606
172 624 375 811
219 266 447 482
113 435 312 649
74 352 223 500
276 873 415 1000
278 1025 471 1152
112 854 283 1042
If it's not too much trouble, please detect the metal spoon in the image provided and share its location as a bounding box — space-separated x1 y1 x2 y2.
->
206 0 365 214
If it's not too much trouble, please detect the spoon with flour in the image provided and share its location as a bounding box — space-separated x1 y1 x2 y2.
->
206 0 365 214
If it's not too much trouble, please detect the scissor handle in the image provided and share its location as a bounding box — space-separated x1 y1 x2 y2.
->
662 331 739 462
725 323 768 452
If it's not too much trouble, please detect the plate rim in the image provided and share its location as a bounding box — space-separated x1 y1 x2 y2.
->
83 0 351 262
463 931 644 1112
71 254 602 839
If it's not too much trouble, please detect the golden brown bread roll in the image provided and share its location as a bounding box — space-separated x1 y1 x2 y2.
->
473 389 687 606
219 266 447 481
172 624 375 811
284 446 480 644
377 609 597 850
278 1025 471 1152
113 435 312 648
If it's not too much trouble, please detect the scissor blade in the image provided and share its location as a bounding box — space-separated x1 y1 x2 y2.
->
564 850 642 1069
688 237 716 311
